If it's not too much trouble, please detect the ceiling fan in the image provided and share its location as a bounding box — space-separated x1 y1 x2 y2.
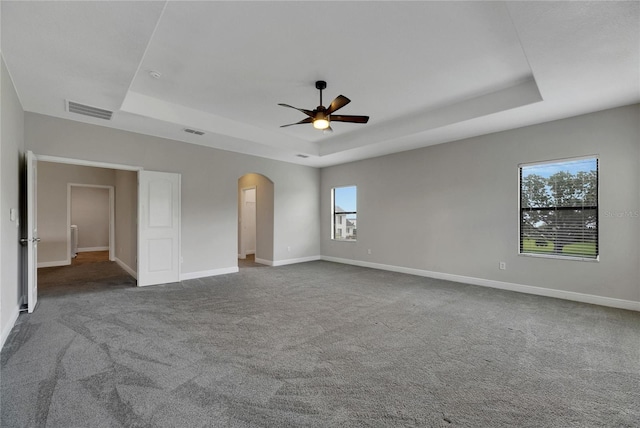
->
279 81 369 132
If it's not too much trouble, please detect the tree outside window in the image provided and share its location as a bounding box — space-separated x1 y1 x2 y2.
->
520 157 598 260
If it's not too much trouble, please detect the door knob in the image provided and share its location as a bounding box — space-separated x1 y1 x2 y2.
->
19 237 40 244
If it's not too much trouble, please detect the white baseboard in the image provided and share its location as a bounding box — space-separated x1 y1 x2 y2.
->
321 256 640 312
1 307 20 350
77 246 109 252
271 255 321 267
114 257 137 279
37 260 69 268
180 266 239 281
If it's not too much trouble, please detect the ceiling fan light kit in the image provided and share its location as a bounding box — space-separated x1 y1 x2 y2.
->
313 116 329 130
279 80 369 132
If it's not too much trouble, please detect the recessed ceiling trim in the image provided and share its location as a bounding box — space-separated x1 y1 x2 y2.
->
319 77 543 157
66 100 113 120
120 90 320 156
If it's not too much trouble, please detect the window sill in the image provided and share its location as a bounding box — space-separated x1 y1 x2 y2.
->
518 252 599 262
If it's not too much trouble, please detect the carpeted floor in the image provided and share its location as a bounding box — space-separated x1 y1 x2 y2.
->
238 254 266 269
37 253 136 297
2 261 639 427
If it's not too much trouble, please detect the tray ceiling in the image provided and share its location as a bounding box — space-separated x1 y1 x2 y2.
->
2 1 638 167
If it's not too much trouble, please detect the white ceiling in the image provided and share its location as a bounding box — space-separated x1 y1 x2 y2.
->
2 1 638 167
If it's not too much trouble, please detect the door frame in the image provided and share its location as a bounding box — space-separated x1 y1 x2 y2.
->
239 185 257 259
67 183 115 263
36 155 141 172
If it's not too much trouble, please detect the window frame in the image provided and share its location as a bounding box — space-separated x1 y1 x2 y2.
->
331 185 357 242
518 155 599 262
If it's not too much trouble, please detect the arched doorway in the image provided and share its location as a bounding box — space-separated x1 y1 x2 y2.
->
238 173 274 267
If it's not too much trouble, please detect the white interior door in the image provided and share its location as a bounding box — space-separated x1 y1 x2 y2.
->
241 187 256 256
26 151 39 312
138 170 181 286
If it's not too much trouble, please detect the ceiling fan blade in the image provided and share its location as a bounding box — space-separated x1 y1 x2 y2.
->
329 114 369 124
325 95 351 115
280 117 313 128
278 103 314 117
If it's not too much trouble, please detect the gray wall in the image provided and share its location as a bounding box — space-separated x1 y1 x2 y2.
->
321 104 640 302
37 162 116 264
25 113 321 276
115 170 137 275
1 56 25 346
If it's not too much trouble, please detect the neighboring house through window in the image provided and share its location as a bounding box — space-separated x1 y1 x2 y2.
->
332 186 357 240
520 157 598 260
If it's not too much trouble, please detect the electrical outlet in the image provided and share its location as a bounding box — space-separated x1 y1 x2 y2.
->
287 246 291 252
499 261 506 270
367 249 372 255
180 256 184 264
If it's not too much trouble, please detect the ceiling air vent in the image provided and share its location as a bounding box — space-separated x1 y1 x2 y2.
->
66 100 113 120
184 128 205 136
296 154 309 158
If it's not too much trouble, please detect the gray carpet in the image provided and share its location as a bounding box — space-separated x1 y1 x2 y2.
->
2 261 639 427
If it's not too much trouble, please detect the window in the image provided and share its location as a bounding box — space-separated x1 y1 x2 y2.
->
332 186 357 240
520 157 598 260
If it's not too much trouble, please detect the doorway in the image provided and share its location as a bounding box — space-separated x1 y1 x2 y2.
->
237 173 274 267
29 156 139 301
68 184 114 261
25 154 182 309
239 187 256 260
